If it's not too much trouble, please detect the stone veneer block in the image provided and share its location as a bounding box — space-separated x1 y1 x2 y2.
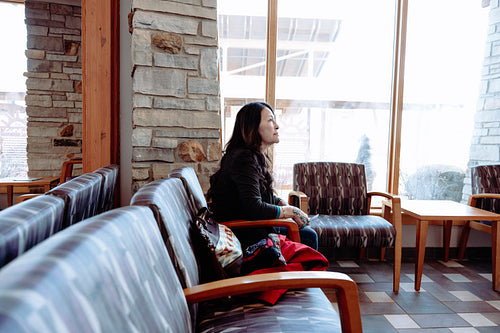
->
187 77 219 95
153 97 205 110
28 36 64 52
201 20 217 38
133 0 217 20
156 128 220 139
133 10 199 35
152 137 178 149
133 109 220 129
132 128 153 146
25 50 46 60
133 148 174 162
133 67 186 97
200 48 218 79
154 53 198 70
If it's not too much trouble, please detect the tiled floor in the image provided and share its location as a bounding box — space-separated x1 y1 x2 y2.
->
324 258 500 332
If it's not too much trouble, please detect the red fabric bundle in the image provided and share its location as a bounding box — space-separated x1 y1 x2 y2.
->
246 234 329 305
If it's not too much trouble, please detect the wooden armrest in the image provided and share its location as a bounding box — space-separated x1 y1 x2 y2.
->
60 157 83 183
15 193 42 204
367 191 397 200
220 219 300 243
288 190 308 213
377 195 402 231
184 271 362 333
468 193 500 207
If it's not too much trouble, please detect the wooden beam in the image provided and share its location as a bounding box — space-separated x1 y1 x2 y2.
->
82 0 120 173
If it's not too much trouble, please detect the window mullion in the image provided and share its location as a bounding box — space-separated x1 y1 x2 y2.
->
265 0 278 109
388 0 408 194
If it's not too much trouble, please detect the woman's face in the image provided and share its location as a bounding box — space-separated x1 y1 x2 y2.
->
258 107 279 149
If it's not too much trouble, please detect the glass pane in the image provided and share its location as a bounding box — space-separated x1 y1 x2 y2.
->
399 0 488 201
217 0 268 143
0 2 27 178
273 0 397 197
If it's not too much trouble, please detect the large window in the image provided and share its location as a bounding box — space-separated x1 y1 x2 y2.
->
0 1 27 178
398 0 488 201
218 0 489 201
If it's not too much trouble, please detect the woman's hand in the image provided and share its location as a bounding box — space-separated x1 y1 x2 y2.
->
280 206 309 229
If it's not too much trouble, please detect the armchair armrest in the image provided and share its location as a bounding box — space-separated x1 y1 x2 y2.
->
468 193 500 207
288 190 308 213
220 218 300 243
377 194 402 231
184 270 362 333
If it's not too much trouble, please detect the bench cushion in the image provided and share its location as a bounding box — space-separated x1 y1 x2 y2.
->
0 206 192 333
310 215 396 249
197 288 341 333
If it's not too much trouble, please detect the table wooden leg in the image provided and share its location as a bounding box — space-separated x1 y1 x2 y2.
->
492 221 499 291
415 219 428 291
6 185 13 207
443 220 452 262
457 221 471 260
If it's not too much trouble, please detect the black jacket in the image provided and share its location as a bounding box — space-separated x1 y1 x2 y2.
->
209 147 280 247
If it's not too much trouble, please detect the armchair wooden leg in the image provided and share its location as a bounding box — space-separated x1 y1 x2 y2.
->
443 220 452 262
493 221 499 291
380 247 386 261
359 248 365 260
458 221 471 261
393 234 402 293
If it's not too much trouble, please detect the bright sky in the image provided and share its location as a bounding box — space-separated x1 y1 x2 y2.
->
0 3 27 92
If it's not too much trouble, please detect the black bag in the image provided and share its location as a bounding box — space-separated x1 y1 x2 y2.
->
192 207 243 282
241 233 287 275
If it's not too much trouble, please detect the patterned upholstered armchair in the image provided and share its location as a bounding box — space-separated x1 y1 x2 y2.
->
458 164 500 291
289 162 402 292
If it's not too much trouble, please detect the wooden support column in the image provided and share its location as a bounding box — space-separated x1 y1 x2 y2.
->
82 0 120 172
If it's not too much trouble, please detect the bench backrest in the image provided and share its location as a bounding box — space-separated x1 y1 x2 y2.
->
130 177 200 289
94 164 119 213
46 172 102 228
0 195 65 268
169 166 207 212
0 206 192 333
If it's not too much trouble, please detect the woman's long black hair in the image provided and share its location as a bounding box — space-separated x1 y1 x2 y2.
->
208 102 275 200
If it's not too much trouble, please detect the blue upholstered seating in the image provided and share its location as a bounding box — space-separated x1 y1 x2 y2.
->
0 176 362 332
46 172 102 228
0 195 65 268
0 206 192 332
131 177 358 332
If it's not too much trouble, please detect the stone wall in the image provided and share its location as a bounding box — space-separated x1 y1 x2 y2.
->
130 0 221 192
465 0 500 200
24 0 82 178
